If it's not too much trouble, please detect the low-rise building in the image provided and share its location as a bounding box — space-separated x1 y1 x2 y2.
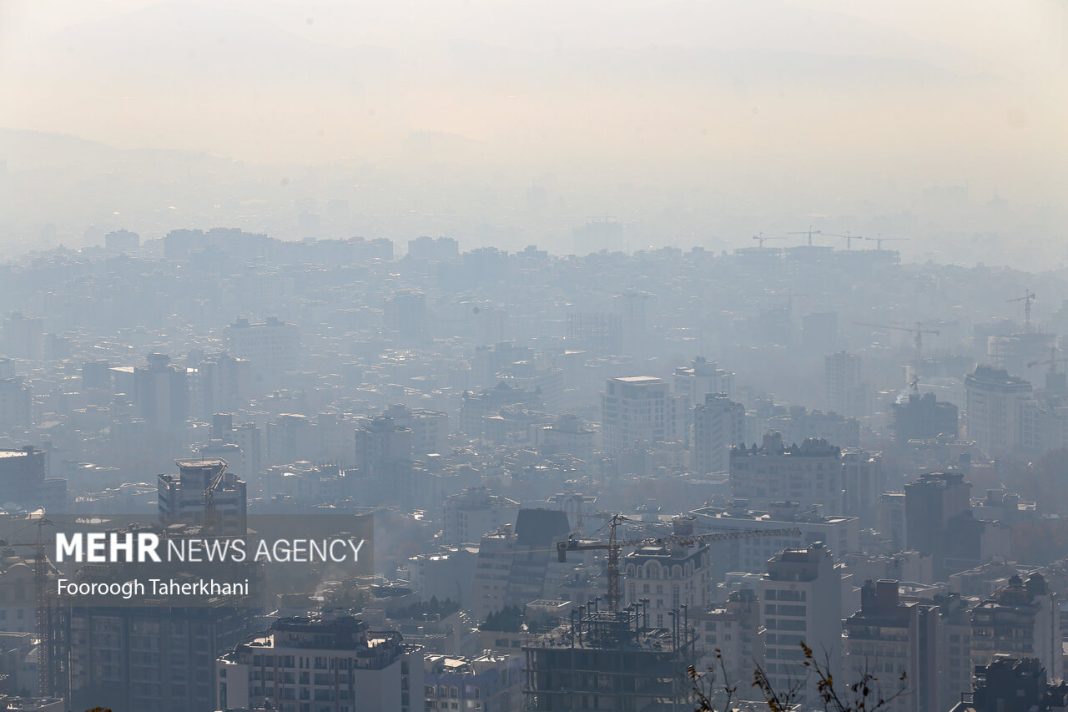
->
423 652 522 712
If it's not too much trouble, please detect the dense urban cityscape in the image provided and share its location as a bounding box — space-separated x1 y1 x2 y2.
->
0 230 1067 711
2 1 1065 710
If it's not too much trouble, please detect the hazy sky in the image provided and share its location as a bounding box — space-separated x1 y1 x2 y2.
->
0 1 1066 262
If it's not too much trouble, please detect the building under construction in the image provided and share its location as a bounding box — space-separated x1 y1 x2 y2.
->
523 599 697 711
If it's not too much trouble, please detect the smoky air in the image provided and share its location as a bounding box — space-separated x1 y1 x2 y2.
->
0 3 1064 712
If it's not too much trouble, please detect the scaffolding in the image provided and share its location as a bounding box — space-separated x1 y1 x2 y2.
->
524 599 697 711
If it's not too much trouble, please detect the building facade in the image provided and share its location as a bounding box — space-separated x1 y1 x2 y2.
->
759 544 842 709
729 433 843 514
217 614 423 712
693 393 745 475
601 376 670 456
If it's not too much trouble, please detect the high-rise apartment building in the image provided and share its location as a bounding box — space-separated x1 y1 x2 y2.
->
825 351 868 417
972 574 1062 682
217 614 423 712
694 588 763 695
841 451 884 523
671 357 736 447
601 376 670 456
354 415 413 477
729 433 843 514
843 580 939 712
471 509 570 621
226 317 300 384
133 353 189 430
892 391 959 443
936 593 974 710
382 404 449 457
158 458 247 535
693 393 745 475
965 365 1035 457
70 601 251 712
674 356 736 404
442 487 520 546
904 471 981 578
759 544 842 709
194 353 250 418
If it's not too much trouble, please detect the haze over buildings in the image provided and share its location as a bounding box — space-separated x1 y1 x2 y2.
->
0 3 1067 711
0 2 1066 267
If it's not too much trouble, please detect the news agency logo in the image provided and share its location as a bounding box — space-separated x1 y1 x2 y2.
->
54 531 366 564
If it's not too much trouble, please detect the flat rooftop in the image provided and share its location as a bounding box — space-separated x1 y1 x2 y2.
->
0 449 35 459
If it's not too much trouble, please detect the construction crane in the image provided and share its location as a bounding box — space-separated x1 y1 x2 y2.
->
864 236 908 251
788 227 822 246
201 459 230 534
751 234 786 249
1027 347 1066 373
556 514 802 613
854 321 940 361
0 517 55 696
822 232 865 250
1008 289 1037 332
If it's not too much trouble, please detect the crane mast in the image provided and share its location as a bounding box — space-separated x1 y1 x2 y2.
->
2 518 55 696
788 226 822 246
864 236 908 250
34 519 53 696
822 232 865 250
1008 289 1036 332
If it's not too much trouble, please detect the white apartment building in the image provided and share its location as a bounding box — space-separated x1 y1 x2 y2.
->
693 393 745 475
759 544 842 710
964 365 1035 457
729 433 844 515
601 376 669 456
226 317 301 381
443 487 520 546
622 540 711 629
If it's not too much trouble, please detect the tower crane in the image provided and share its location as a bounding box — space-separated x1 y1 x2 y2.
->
864 236 908 251
1027 347 1066 373
788 227 822 246
184 458 230 534
1008 289 1036 332
751 234 786 249
556 514 802 613
822 232 865 250
854 321 940 361
0 517 55 696
205 464 228 529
